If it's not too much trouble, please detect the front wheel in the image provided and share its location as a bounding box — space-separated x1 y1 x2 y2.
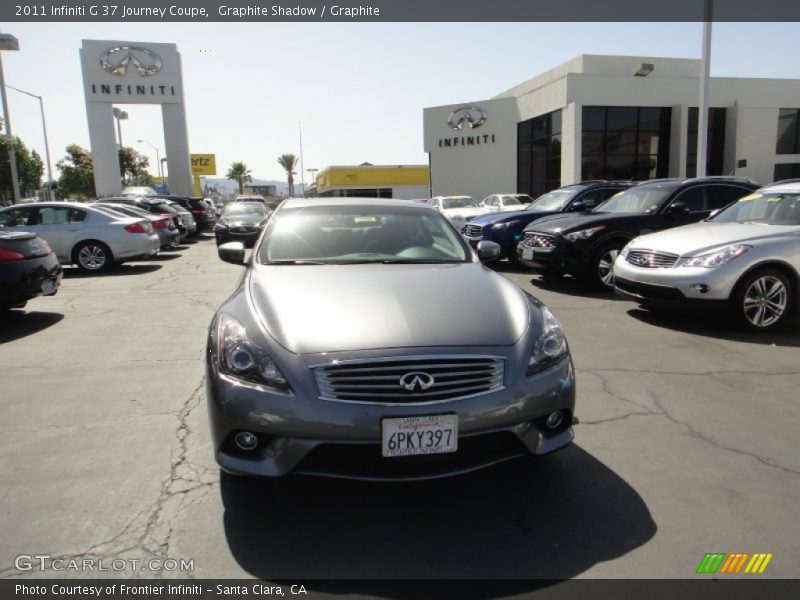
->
73 241 113 272
590 242 624 290
732 269 793 331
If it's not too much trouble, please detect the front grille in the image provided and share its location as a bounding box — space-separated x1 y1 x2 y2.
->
625 249 679 268
464 224 483 238
521 232 555 248
231 226 257 233
313 355 505 404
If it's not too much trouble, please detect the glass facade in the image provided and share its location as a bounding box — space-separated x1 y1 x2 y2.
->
581 106 671 181
776 109 800 154
517 110 562 197
686 107 727 178
774 163 800 180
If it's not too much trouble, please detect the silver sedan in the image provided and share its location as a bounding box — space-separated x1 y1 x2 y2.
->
206 198 576 481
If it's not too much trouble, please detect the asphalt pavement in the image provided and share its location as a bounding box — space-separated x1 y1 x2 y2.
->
1 236 798 586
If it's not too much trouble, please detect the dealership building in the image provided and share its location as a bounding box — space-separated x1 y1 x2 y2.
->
423 54 800 201
314 164 430 199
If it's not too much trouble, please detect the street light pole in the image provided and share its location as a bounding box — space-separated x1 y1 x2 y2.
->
137 139 162 182
696 0 713 178
113 107 128 148
0 33 21 204
4 84 54 201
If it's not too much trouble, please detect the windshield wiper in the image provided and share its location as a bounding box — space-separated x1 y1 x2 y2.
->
264 259 328 265
378 259 459 264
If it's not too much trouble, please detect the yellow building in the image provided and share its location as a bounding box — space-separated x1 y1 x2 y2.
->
314 164 430 200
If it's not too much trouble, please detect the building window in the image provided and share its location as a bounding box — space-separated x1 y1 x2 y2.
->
686 107 727 178
517 109 562 197
776 109 800 154
581 106 671 182
774 163 800 180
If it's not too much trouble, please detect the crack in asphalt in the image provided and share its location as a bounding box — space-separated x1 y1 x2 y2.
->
0 377 216 580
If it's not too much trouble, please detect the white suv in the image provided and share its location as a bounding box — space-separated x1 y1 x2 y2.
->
613 181 800 330
0 202 160 272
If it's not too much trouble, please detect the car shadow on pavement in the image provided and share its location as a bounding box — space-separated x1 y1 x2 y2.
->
529 276 624 301
627 307 800 347
61 264 163 278
148 253 182 261
0 311 64 343
220 444 656 591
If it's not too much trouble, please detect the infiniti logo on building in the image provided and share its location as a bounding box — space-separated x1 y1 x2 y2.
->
447 106 487 130
99 46 162 77
399 372 435 392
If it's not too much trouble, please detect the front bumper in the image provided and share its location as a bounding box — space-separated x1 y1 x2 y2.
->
516 240 588 276
206 349 576 481
216 228 260 247
612 256 739 308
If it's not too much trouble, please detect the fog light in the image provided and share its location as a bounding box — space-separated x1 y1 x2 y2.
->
234 431 259 451
689 284 710 294
545 410 564 430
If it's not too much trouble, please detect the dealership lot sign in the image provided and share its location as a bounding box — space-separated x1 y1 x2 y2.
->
80 39 193 196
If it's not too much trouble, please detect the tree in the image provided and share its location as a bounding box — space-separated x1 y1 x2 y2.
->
56 144 95 200
118 146 152 186
226 162 252 194
277 154 299 197
0 136 44 204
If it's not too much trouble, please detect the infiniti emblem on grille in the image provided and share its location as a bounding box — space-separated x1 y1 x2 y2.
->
399 371 435 392
630 254 650 266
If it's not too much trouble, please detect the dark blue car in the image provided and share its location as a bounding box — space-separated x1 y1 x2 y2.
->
463 182 635 263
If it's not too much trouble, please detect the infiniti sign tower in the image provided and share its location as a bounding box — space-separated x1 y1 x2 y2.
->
80 40 193 196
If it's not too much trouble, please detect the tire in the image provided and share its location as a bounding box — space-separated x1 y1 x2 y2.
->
731 268 794 331
590 242 625 291
539 270 563 282
73 241 113 273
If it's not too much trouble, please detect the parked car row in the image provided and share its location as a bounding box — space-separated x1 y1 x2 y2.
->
214 200 272 248
0 193 219 311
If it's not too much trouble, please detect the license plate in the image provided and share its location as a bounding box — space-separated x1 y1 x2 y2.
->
41 279 56 295
522 247 534 261
381 415 458 457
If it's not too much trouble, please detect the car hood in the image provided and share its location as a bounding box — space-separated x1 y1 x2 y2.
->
221 214 264 227
471 209 553 226
441 207 488 218
247 262 530 354
630 222 800 256
527 211 633 233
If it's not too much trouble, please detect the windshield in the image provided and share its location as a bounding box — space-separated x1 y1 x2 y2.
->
223 203 267 217
594 185 676 214
712 192 800 225
92 205 130 219
500 195 528 206
441 197 477 209
257 206 470 264
526 189 578 212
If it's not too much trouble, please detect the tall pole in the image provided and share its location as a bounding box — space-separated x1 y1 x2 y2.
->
3 84 53 201
116 116 123 148
0 55 21 204
298 122 305 197
696 0 713 178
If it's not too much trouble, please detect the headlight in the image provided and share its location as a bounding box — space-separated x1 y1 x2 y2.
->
619 240 635 259
680 244 751 268
217 314 291 391
564 225 605 242
491 220 521 230
527 306 569 376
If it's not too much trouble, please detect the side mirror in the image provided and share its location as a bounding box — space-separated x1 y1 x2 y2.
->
571 200 587 212
667 202 690 216
476 240 501 262
218 241 245 265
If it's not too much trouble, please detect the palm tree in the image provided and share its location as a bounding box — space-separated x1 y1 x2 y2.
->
226 162 252 194
277 154 299 197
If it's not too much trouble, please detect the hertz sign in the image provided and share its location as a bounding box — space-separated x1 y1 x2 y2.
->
190 154 216 176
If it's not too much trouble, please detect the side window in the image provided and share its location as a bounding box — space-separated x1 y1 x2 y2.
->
0 207 36 226
576 189 608 210
673 187 706 212
707 185 752 210
37 207 76 225
485 196 497 207
69 209 88 222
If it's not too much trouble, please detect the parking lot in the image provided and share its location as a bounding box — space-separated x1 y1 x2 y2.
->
1 235 798 583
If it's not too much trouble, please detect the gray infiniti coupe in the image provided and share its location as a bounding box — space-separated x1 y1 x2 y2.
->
206 198 576 480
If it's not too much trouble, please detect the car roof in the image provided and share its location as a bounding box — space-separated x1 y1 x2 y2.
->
2 201 92 209
760 181 800 194
281 197 437 210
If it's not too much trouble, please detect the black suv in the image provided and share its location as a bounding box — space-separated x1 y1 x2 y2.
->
517 177 760 289
464 181 635 263
155 195 216 231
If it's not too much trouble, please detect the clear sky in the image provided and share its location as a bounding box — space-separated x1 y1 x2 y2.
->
2 22 799 184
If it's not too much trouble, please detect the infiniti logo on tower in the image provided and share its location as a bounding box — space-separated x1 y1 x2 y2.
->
99 46 162 77
447 106 487 130
399 371 435 392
